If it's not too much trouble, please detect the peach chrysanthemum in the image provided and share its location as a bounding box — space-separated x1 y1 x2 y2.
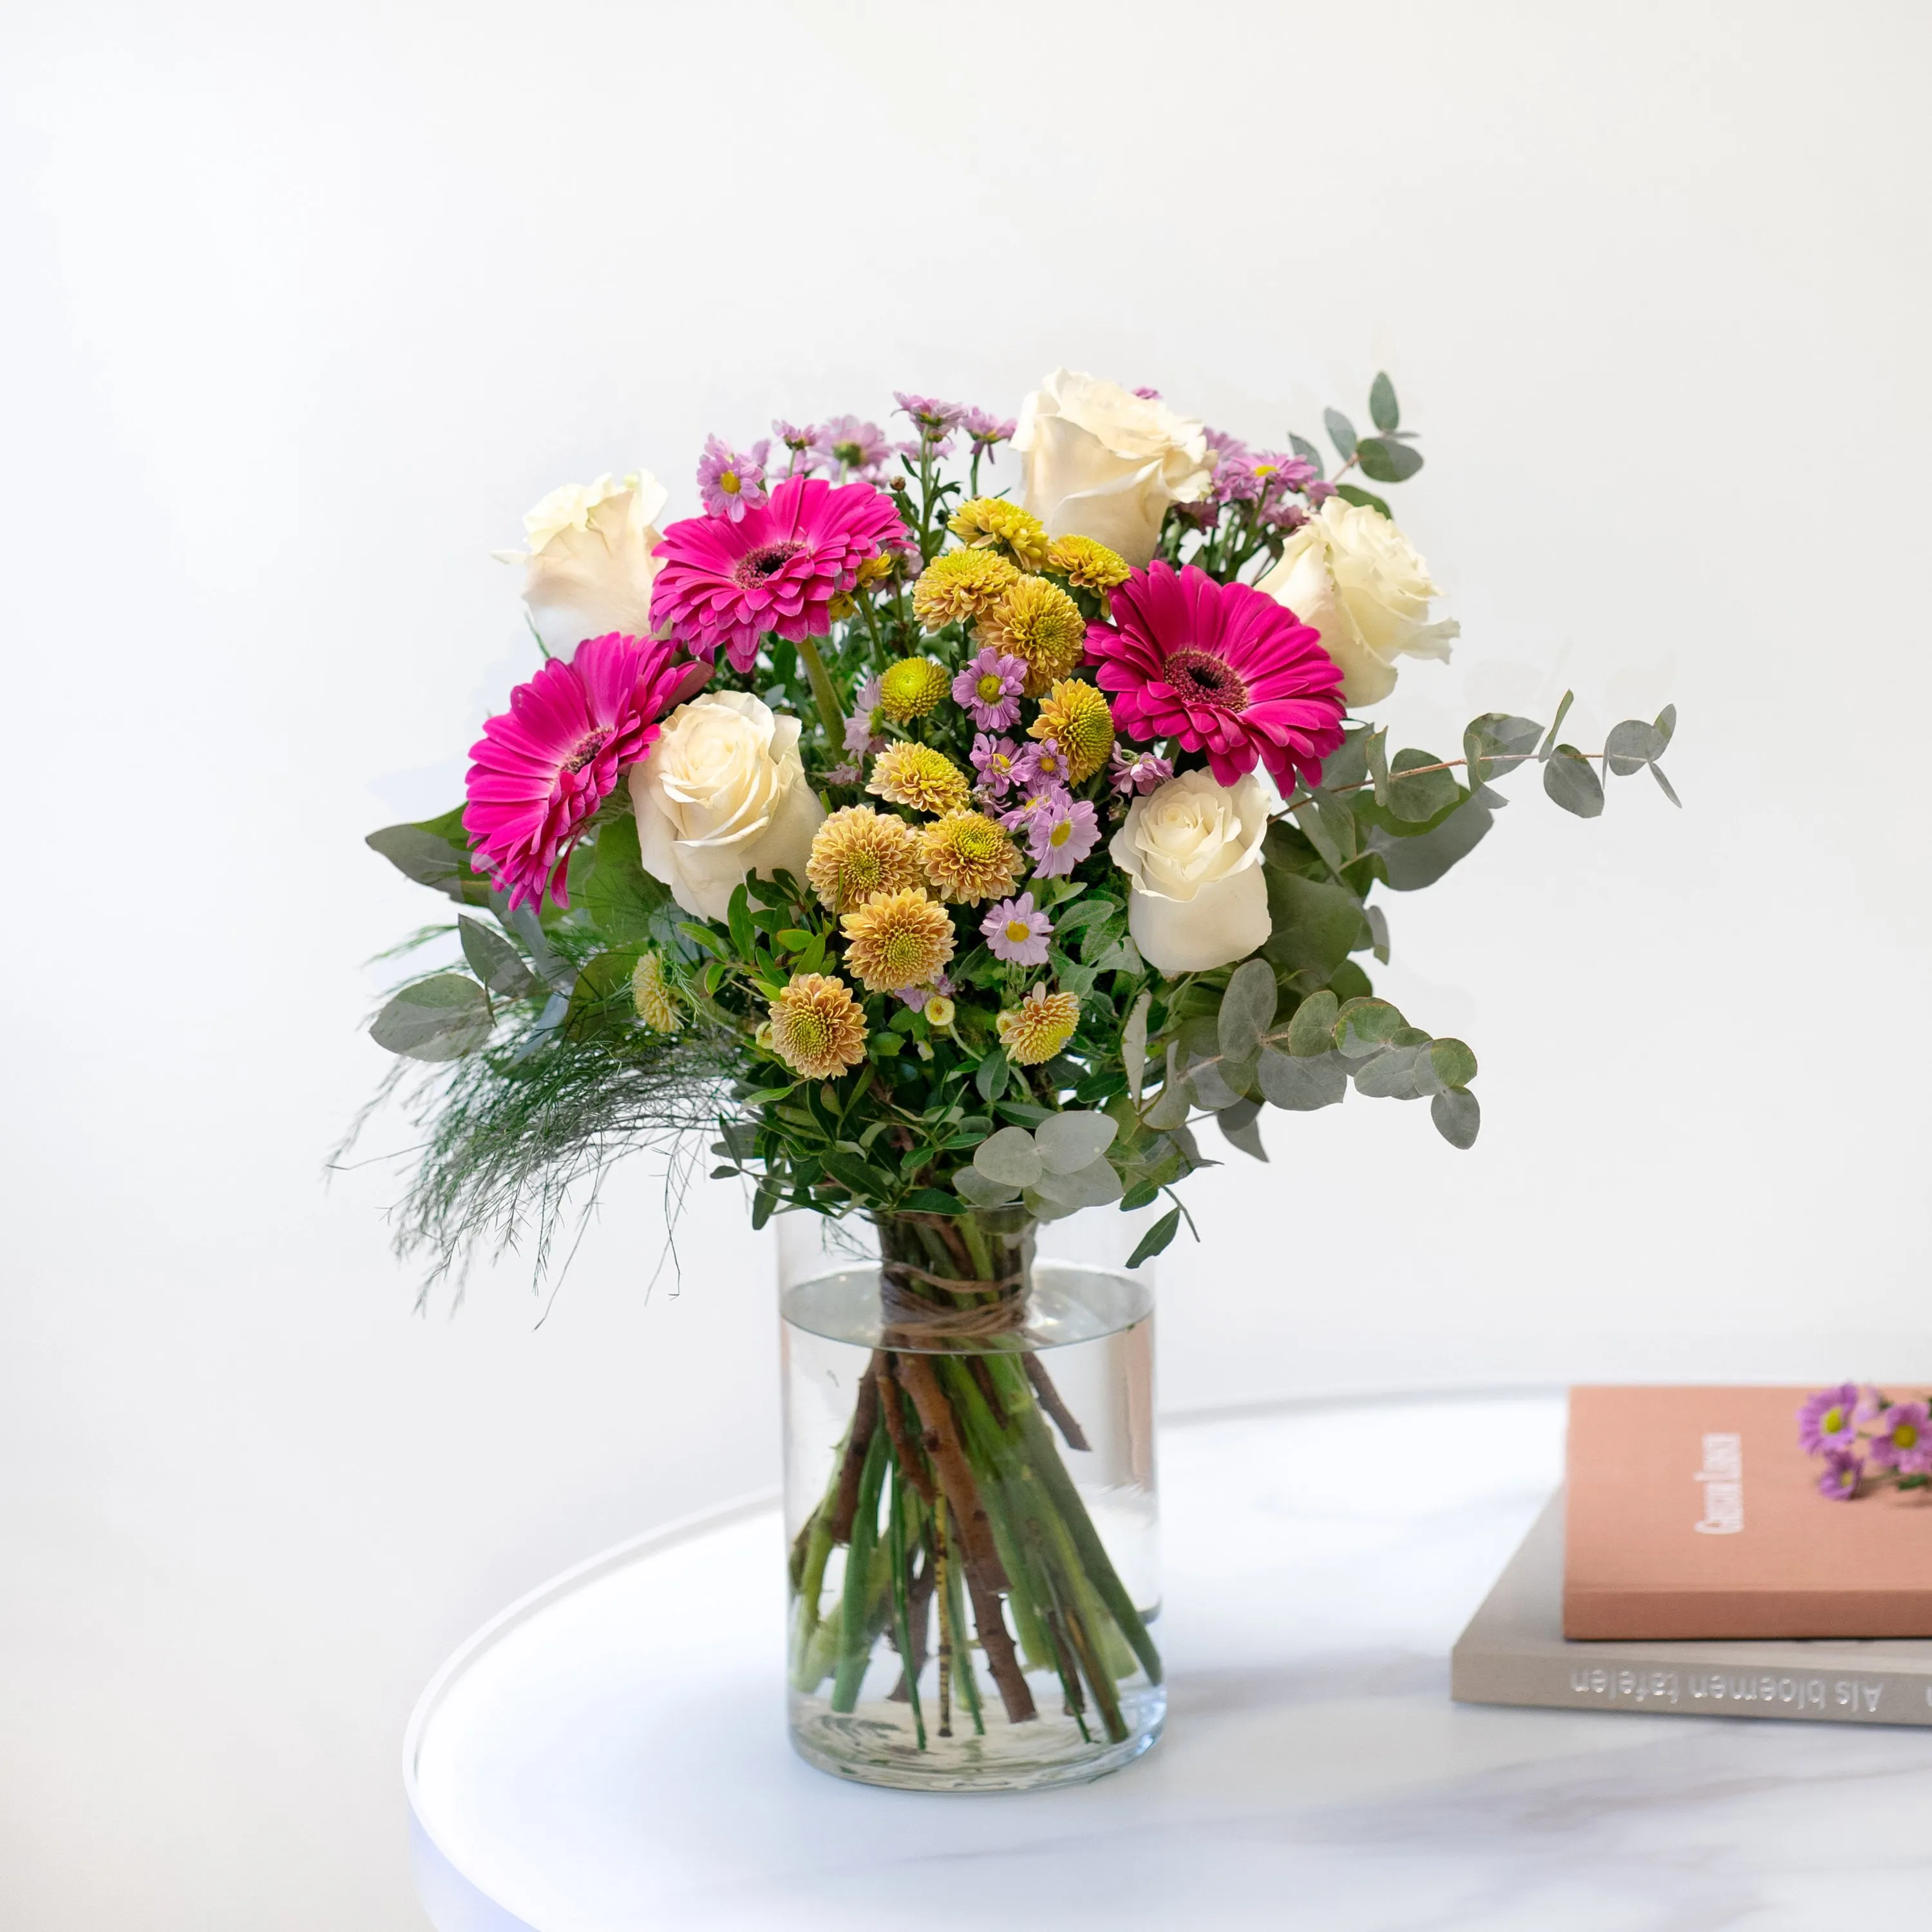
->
878 656 950 721
767 972 869 1080
631 950 682 1032
996 984 1082 1066
948 498 1050 571
1046 534 1131 591
869 743 971 816
807 806 922 914
918 810 1025 905
912 549 1021 630
1028 679 1115 783
978 576 1086 695
840 887 957 994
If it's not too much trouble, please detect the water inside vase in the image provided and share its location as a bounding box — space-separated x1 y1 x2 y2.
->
781 1259 1162 1791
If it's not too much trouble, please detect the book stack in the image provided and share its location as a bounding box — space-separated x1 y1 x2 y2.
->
1452 1386 1932 1728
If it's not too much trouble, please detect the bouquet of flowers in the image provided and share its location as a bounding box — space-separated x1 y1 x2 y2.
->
1799 1385 1932 1499
357 367 1678 1786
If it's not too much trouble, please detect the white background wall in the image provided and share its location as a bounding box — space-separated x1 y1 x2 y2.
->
3 3 1927 1926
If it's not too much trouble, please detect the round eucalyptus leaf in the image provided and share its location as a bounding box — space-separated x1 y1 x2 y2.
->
370 974 491 1062
1034 1110 1119 1175
954 1166 1021 1208
973 1125 1043 1188
1431 1087 1481 1149
1256 1047 1347 1112
1029 1157 1124 1210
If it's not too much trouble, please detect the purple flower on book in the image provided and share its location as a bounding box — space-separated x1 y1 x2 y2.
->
1797 1383 1862 1455
1869 1399 1931 1473
1818 1447 1864 1501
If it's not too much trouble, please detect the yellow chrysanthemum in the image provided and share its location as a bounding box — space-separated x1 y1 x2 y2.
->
1045 534 1132 591
996 985 1083 1066
877 656 950 721
912 549 1021 630
767 973 869 1081
631 950 682 1033
918 810 1025 905
806 806 922 914
978 575 1087 696
855 553 898 588
948 498 1050 571
840 887 956 994
1028 679 1115 784
869 743 971 816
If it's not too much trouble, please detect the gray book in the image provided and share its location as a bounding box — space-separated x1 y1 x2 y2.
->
1452 1492 1932 1727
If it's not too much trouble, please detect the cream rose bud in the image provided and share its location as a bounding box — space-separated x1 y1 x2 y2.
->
1109 768 1272 976
629 692 826 921
1255 497 1459 708
1012 370 1213 568
495 471 669 653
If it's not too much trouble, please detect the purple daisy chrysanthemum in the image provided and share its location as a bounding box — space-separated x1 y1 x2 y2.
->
1819 1448 1864 1501
650 477 907 673
961 408 1016 458
981 892 1052 966
816 415 892 479
1012 738 1073 790
895 392 964 441
998 784 1071 834
772 421 824 478
1870 1401 1932 1472
1108 746 1173 797
952 647 1027 730
696 434 769 521
1797 1383 1862 1455
971 733 1023 799
1027 795 1101 878
844 675 886 755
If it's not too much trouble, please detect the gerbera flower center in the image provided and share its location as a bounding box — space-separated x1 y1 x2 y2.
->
735 540 805 585
1164 649 1250 712
561 727 611 773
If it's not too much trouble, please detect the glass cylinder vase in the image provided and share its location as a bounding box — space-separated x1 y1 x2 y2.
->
779 1206 1161 1792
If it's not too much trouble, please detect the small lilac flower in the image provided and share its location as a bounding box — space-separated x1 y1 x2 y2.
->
895 435 954 463
1211 460 1263 506
892 970 952 1010
1108 746 1173 797
981 891 1052 966
844 676 886 755
893 392 965 439
1868 1401 1931 1472
1797 1383 1862 1455
1260 498 1309 534
961 408 1016 458
825 759 863 787
998 784 1071 834
1204 426 1250 464
1027 795 1101 877
971 733 1023 799
817 415 891 478
772 420 824 477
1819 1448 1864 1501
697 434 769 521
952 647 1027 730
1304 478 1338 507
1013 738 1072 790
1253 451 1319 495
1132 386 1162 400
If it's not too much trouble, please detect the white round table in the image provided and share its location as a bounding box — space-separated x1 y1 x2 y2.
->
407 1394 1932 1930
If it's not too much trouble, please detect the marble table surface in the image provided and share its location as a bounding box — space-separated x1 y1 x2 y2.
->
407 1392 1932 1930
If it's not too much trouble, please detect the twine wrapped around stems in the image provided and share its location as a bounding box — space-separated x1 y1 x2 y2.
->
879 1263 1027 1345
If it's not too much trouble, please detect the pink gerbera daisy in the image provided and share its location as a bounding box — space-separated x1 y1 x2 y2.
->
649 476 907 673
1086 562 1347 790
463 633 705 913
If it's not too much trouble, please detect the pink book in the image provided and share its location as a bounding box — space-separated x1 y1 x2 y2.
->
1564 1385 1932 1640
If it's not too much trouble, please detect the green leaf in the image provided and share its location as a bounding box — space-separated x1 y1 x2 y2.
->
1543 746 1605 818
1121 991 1151 1104
1335 997 1405 1058
1217 958 1278 1061
974 1126 1043 1188
1365 728 1390 806
1332 483 1392 518
1125 1206 1182 1270
1387 749 1459 824
902 1189 963 1216
1356 436 1423 485
1287 431 1325 480
1538 690 1575 761
1604 719 1666 777
1323 408 1358 461
1256 1047 1347 1111
370 974 491 1061
974 1046 1010 1103
566 945 646 1039
581 814 666 943
1028 1156 1124 1210
366 813 490 906
1431 1087 1481 1150
1363 790 1498 892
1286 988 1340 1057
1365 905 1390 965
678 921 729 958
775 927 813 952
1319 731 1370 793
1352 1046 1426 1099
1368 370 1399 433
1463 714 1543 785
1654 703 1678 752
1217 1099 1269 1163
457 916 536 998
726 883 756 963
1035 1110 1118 1174
1428 1037 1478 1090
1651 763 1683 808
954 1166 1020 1208
1263 867 1364 981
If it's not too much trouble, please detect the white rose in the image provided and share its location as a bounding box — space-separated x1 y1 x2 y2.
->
629 693 826 920
495 471 669 652
1255 496 1458 707
1109 768 1271 975
1012 369 1213 567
